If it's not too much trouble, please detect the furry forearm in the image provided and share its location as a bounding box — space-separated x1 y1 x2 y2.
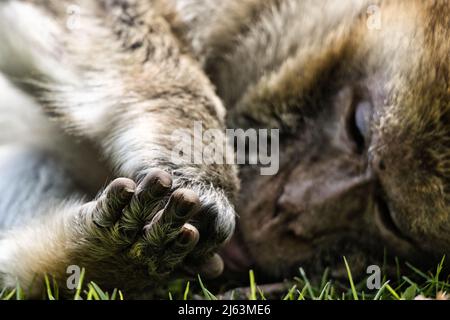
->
0 0 237 192
0 201 83 297
0 1 239 275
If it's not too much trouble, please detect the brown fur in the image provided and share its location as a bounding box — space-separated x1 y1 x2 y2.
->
178 0 450 278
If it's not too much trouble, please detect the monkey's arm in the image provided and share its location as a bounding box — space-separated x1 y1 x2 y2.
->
0 1 237 271
0 173 206 298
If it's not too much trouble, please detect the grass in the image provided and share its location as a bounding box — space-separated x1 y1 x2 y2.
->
1 256 449 300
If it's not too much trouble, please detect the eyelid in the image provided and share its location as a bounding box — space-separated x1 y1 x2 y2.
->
355 100 373 140
342 87 374 154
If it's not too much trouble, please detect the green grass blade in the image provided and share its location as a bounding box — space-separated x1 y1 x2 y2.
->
3 288 16 300
299 268 315 299
183 281 190 301
258 287 266 300
406 262 430 280
297 285 308 300
74 267 86 300
373 281 390 300
385 284 401 300
87 284 100 300
317 282 331 300
320 268 330 290
15 282 24 300
90 282 108 300
249 270 257 300
402 276 418 288
52 276 59 300
282 285 297 300
111 288 118 300
197 275 217 300
86 287 95 300
343 257 358 300
44 274 54 300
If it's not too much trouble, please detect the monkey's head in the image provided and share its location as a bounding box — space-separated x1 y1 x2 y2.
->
218 2 450 279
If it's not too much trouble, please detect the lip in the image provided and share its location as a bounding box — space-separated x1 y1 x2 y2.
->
374 197 414 250
220 229 255 272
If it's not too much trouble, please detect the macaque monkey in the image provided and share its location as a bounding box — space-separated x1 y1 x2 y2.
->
1 0 449 298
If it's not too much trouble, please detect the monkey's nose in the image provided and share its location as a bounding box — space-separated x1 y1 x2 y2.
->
370 152 386 174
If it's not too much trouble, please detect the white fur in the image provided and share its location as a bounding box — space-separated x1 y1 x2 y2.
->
0 1 76 84
0 75 58 146
0 1 124 137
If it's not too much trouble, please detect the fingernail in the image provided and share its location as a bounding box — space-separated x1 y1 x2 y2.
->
119 187 135 199
178 229 194 245
150 178 171 197
176 202 194 218
174 194 199 218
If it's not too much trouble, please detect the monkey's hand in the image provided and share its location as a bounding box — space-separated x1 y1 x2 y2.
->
68 169 233 294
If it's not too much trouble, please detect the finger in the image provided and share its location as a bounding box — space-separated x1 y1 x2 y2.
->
172 223 200 251
156 224 200 273
135 169 172 204
93 178 136 227
143 190 200 246
159 188 200 228
121 169 172 232
188 203 231 258
196 253 224 279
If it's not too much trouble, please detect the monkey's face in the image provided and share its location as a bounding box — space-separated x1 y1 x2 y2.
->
223 3 450 279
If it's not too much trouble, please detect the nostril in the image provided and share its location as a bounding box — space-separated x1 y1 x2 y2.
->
371 153 386 172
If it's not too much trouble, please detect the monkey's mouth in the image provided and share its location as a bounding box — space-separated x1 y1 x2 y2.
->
220 229 255 272
374 197 415 250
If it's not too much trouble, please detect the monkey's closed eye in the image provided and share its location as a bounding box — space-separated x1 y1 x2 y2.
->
347 98 373 153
